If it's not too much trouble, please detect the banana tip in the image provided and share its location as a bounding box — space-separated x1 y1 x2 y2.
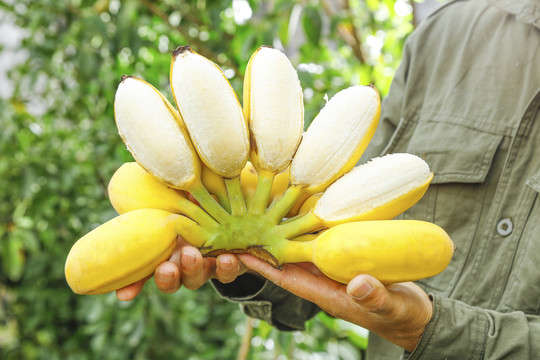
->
172 45 192 59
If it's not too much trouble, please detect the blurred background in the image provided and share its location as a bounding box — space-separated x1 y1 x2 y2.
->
0 0 443 359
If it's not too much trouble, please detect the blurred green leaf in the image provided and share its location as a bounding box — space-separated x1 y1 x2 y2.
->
302 6 322 45
2 234 26 281
0 0 418 358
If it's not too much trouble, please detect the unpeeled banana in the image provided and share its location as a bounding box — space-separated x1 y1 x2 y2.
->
65 45 454 295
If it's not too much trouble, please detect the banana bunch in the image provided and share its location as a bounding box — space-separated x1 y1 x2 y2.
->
65 46 454 295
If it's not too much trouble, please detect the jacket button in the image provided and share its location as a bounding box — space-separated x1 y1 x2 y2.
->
497 218 513 236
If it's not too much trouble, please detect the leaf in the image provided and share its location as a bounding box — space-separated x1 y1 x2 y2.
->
302 6 322 45
2 234 26 282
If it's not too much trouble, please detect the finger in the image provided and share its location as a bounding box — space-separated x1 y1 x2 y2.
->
168 236 184 266
154 261 181 294
346 274 390 314
214 254 241 283
239 254 363 319
238 255 341 301
294 262 325 276
116 274 152 301
180 246 213 290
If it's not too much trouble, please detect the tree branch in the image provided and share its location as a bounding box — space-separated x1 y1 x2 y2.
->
139 0 240 74
237 317 254 360
321 0 366 64
409 0 418 28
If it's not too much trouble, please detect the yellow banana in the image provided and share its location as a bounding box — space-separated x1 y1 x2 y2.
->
200 163 231 212
108 162 218 228
296 193 322 217
66 212 453 294
65 209 211 295
65 209 180 295
240 161 259 201
276 220 454 284
108 162 186 214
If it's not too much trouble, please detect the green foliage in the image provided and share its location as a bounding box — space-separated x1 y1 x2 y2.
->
0 0 416 358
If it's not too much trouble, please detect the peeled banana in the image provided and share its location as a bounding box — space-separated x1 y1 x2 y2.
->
278 153 433 238
114 76 200 189
65 45 454 296
290 85 380 194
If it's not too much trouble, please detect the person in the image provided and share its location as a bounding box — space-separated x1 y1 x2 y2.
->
117 0 540 358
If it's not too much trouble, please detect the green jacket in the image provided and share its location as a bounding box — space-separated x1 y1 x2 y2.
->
214 0 540 358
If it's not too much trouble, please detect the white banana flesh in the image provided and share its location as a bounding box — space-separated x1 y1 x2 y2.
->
114 76 198 188
290 85 380 190
314 153 432 221
245 46 304 173
170 46 249 178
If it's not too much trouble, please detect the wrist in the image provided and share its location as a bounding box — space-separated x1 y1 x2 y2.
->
401 293 434 352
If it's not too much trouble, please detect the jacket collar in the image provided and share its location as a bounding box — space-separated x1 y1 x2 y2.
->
488 0 540 29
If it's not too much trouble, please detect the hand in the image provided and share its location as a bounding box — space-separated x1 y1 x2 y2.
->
116 236 248 301
238 255 433 352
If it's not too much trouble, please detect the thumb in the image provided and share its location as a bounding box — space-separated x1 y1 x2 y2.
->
346 274 389 314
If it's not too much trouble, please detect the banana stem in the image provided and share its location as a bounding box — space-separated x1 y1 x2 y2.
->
188 181 231 223
274 239 315 264
174 214 214 248
176 196 219 229
213 188 231 214
201 165 231 213
265 185 304 224
277 212 322 239
248 169 275 215
225 176 246 216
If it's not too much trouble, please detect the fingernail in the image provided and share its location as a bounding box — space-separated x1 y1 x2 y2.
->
220 258 233 270
349 278 374 300
182 252 196 267
157 269 173 281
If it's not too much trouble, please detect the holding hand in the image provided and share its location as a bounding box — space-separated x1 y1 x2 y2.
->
238 254 433 353
116 237 247 301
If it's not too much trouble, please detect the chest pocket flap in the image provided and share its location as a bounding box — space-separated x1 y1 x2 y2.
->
402 121 503 184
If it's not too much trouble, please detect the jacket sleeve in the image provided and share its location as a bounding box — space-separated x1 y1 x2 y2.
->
408 294 540 359
211 274 320 331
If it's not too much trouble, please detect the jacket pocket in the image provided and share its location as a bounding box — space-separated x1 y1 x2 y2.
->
500 169 540 314
383 115 503 294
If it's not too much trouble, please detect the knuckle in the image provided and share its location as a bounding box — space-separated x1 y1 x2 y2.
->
363 290 388 313
182 280 202 290
217 275 235 284
271 277 287 291
160 284 180 294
